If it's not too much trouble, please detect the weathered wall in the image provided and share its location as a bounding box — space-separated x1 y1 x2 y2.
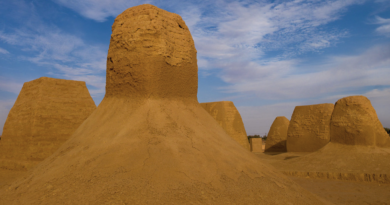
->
250 138 264 153
331 95 390 147
287 103 334 152
105 4 197 100
0 77 96 170
200 101 250 150
265 116 289 152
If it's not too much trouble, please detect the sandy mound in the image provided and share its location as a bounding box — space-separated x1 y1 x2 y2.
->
0 5 329 204
200 101 250 150
265 116 289 152
0 77 96 170
287 103 334 152
331 96 390 147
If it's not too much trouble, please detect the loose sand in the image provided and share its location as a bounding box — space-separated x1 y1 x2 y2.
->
289 176 390 205
0 4 329 204
200 101 250 150
0 77 96 171
265 116 289 152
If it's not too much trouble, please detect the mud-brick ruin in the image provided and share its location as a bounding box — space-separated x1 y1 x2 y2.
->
0 5 327 204
265 116 289 152
331 96 390 147
287 103 334 152
201 101 250 150
0 77 96 170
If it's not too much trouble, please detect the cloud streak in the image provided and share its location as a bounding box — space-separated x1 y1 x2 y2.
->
0 23 107 96
0 47 9 54
374 16 390 37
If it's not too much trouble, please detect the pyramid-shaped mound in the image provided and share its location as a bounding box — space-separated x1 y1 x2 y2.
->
200 101 250 150
331 96 390 147
0 5 328 204
0 77 96 170
265 116 289 152
287 103 334 152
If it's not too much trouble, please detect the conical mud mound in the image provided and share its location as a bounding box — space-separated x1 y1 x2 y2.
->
287 103 334 152
265 116 289 152
0 5 329 204
200 101 250 150
0 77 96 170
331 96 390 147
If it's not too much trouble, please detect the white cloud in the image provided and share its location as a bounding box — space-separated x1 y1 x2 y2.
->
53 0 149 22
221 44 390 100
0 28 107 96
0 47 9 54
374 16 390 37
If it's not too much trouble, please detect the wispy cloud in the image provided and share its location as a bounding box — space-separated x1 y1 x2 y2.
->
0 47 9 54
53 0 149 22
0 7 107 96
222 44 390 100
374 16 390 37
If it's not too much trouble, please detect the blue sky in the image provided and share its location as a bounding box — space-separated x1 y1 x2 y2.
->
0 0 390 135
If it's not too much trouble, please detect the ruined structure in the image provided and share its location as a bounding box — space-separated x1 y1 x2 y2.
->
200 101 250 150
331 96 390 147
250 138 264 153
265 116 289 152
287 103 334 152
0 5 328 204
0 77 96 170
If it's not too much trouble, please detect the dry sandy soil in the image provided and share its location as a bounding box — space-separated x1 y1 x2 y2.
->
1 166 390 204
254 150 390 204
289 176 390 205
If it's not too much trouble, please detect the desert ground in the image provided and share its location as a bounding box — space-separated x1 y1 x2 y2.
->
1 156 390 205
250 147 390 205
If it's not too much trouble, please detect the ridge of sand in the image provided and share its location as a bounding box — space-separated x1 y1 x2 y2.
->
0 5 329 204
287 103 334 152
200 101 250 150
0 77 96 171
265 116 289 152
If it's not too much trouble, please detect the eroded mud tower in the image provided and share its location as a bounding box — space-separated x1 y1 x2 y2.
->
331 96 390 147
0 77 96 170
200 101 250 150
0 5 328 204
287 103 334 152
265 116 289 152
